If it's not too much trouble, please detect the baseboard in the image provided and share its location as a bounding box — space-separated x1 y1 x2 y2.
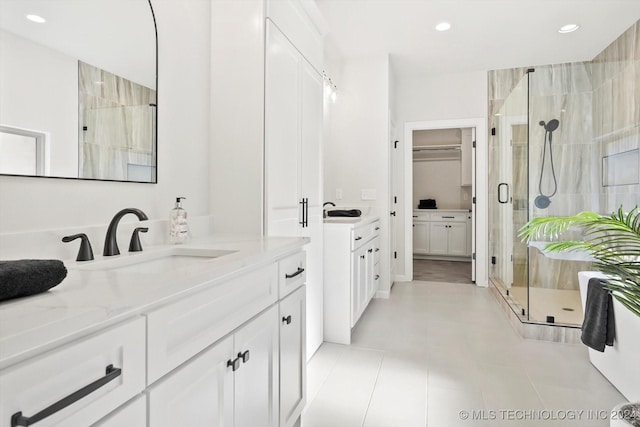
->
394 274 410 282
375 290 390 299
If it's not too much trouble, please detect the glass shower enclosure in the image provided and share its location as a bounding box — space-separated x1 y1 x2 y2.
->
489 66 593 327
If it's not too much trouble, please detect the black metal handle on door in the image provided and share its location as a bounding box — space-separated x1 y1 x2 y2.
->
390 211 396 216
11 365 122 427
299 199 305 226
285 267 305 279
498 183 509 204
303 198 309 227
238 350 250 364
227 357 240 371
282 315 292 325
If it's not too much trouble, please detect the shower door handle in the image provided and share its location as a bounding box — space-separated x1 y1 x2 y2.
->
498 183 510 204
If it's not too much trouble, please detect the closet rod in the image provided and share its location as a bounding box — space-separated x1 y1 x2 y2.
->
412 144 461 152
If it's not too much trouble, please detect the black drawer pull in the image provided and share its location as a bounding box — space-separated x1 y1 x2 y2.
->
238 350 250 364
375 248 380 252
285 267 305 279
227 357 240 371
282 315 292 325
355 236 362 241
360 255 365 259
375 227 380 230
11 365 121 427
368 248 373 253
375 275 380 280
412 216 418 218
442 216 455 219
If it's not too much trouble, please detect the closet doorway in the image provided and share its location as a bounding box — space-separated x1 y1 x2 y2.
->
402 118 488 286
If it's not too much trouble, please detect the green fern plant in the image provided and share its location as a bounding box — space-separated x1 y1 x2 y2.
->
518 206 640 318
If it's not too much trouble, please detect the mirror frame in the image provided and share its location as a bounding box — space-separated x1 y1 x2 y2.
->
0 0 159 184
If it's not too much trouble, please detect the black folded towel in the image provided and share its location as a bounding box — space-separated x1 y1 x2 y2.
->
0 260 67 302
581 278 615 352
327 209 362 217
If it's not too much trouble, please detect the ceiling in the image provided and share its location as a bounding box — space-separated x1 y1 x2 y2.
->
316 0 640 78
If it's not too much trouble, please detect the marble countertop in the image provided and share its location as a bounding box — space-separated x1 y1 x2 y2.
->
323 215 380 227
0 235 307 369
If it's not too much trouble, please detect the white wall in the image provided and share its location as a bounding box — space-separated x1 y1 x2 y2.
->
209 0 265 235
0 0 211 235
0 30 77 177
395 70 488 281
413 160 472 210
325 55 392 295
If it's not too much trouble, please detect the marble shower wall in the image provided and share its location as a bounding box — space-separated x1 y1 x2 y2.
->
78 61 157 181
488 20 640 299
592 20 640 212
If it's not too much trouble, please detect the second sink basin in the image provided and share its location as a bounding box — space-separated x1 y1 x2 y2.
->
72 246 236 274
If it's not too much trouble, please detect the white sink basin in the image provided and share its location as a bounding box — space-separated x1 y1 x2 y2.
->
72 247 236 273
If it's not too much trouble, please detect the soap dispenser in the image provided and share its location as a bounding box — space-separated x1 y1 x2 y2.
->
169 197 189 244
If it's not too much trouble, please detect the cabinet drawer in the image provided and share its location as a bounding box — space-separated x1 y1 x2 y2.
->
279 251 306 298
94 395 146 427
0 318 145 427
430 212 467 222
412 212 431 221
351 221 380 250
147 264 278 384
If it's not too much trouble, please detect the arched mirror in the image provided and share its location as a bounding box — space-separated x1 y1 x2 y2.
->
0 0 157 183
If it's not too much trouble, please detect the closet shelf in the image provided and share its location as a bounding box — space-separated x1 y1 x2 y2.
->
413 144 462 162
412 144 461 152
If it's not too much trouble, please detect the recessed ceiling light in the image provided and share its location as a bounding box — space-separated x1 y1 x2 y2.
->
558 24 579 34
435 22 451 32
26 14 46 23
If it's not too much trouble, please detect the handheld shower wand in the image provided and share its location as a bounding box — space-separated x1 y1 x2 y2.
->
534 119 560 209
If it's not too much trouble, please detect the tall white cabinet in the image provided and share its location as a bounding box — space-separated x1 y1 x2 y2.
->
265 9 324 359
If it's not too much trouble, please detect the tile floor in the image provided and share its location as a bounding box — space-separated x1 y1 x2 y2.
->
413 259 473 284
302 280 626 427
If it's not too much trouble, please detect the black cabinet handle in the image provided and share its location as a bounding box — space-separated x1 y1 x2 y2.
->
360 255 365 259
390 211 396 216
442 216 455 219
11 365 121 427
299 199 306 227
303 198 309 227
375 275 380 280
375 248 379 252
412 215 418 218
368 248 373 253
227 357 240 371
375 227 380 230
238 350 250 364
355 236 362 241
285 267 305 279
282 315 292 325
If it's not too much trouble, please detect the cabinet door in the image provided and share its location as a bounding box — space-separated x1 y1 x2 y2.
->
448 222 468 256
265 21 302 236
366 243 376 301
279 287 306 427
95 395 146 427
350 247 366 327
412 222 429 254
148 336 234 427
428 223 449 255
234 306 279 427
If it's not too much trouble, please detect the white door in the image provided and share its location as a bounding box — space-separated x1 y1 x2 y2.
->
412 221 429 254
234 307 279 427
279 287 306 427
265 21 302 236
447 223 468 256
429 223 449 255
300 58 324 357
148 336 234 427
470 128 477 281
389 121 399 282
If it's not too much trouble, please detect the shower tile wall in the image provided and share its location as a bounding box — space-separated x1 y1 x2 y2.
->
78 61 157 181
592 20 640 212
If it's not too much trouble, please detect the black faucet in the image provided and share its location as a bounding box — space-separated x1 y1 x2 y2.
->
104 208 149 256
323 202 336 218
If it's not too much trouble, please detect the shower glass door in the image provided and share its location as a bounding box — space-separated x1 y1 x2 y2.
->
489 73 529 318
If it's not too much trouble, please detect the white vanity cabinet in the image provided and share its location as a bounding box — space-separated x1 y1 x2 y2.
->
413 210 471 258
0 242 308 427
0 318 145 427
278 286 306 427
148 307 279 427
324 218 381 345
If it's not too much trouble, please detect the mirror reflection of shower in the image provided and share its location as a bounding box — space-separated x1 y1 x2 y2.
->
534 118 560 209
